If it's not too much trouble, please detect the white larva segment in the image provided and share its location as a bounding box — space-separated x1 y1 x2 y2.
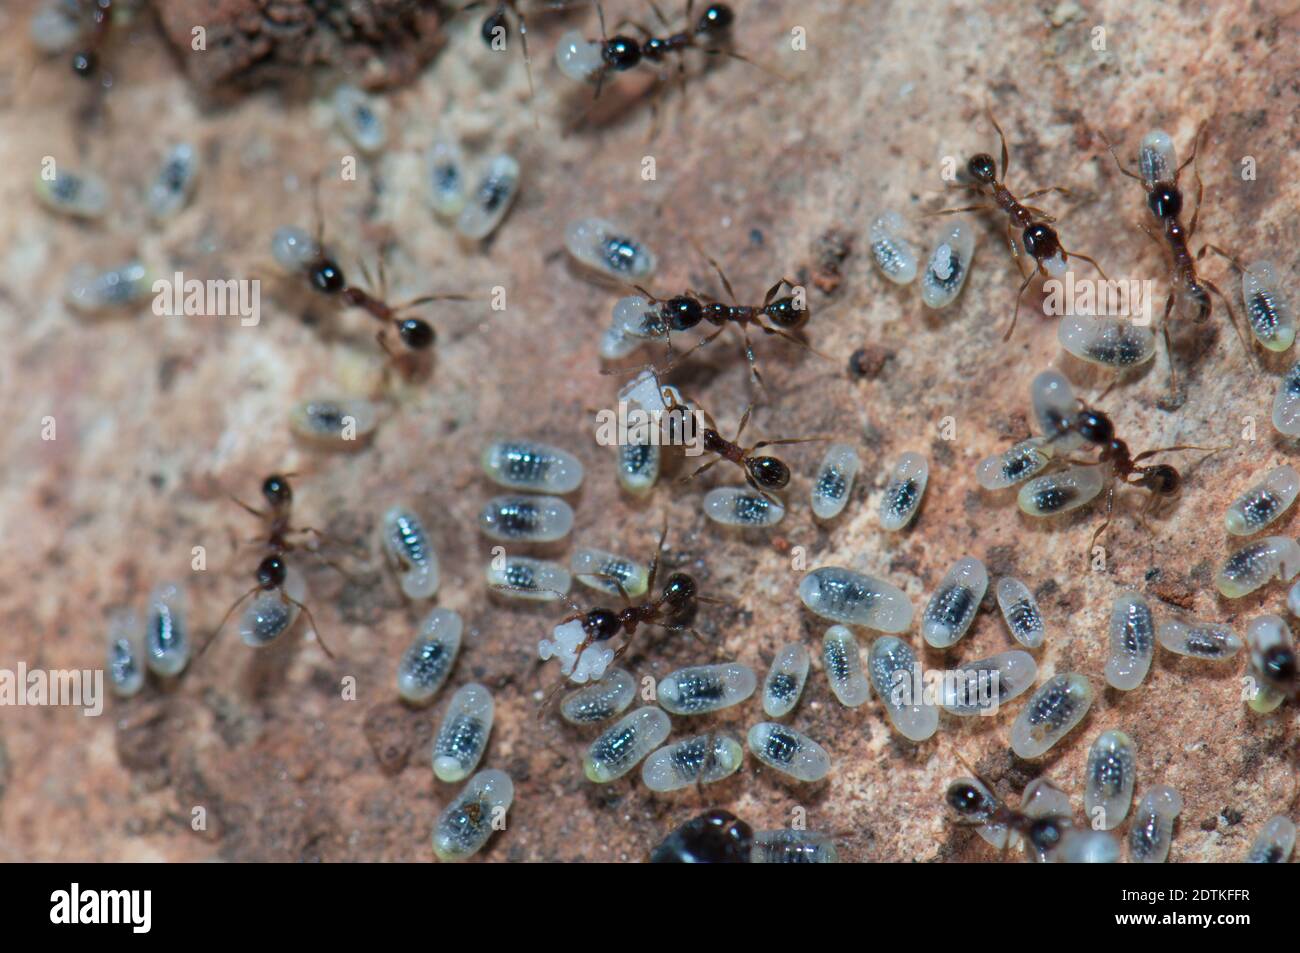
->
996 577 1045 649
270 225 321 271
920 219 976 309
921 556 987 648
35 168 109 219
751 830 840 863
1104 591 1156 691
703 487 785 527
1138 130 1177 188
239 567 308 648
1058 315 1156 367
397 609 462 704
148 144 199 221
1224 465 1300 535
426 139 468 218
1017 464 1106 517
144 582 190 678
382 506 440 600
617 439 660 494
879 451 928 530
331 84 386 154
658 662 757 715
612 295 665 339
107 609 144 698
1030 369 1085 451
560 668 636 724
555 30 605 81
584 707 672 783
810 443 860 520
30 1 83 53
1054 829 1120 864
869 211 918 285
976 437 1053 490
539 618 615 684
940 650 1038 716
798 566 913 632
1246 816 1297 863
564 217 656 282
763 644 811 717
868 636 938 741
66 261 152 313
747 723 831 782
290 397 379 449
1020 779 1072 863
456 154 520 241
1216 536 1300 598
1010 673 1093 759
1128 785 1182 864
571 548 648 598
482 440 584 494
432 683 495 783
432 769 513 862
478 494 574 543
486 555 571 601
822 625 871 707
618 368 672 414
1155 620 1243 660
641 732 745 792
1084 730 1135 832
1242 261 1295 351
1271 361 1300 436
1246 615 1296 710
600 320 642 361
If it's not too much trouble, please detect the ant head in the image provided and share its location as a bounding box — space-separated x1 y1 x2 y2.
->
1028 816 1068 854
256 555 287 589
966 153 997 184
1261 645 1297 687
310 258 346 294
398 317 435 350
1074 407 1114 445
1147 184 1182 220
602 36 642 71
1144 464 1181 496
262 474 293 508
666 295 704 330
480 9 508 46
1021 222 1060 260
765 296 806 329
945 780 988 818
583 608 621 642
747 455 790 489
660 572 697 610
71 51 98 78
698 4 735 34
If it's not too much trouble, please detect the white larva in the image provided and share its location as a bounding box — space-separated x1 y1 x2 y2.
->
612 294 665 339
1083 730 1135 832
487 556 572 601
144 582 190 678
571 547 649 598
66 261 152 313
30 1 83 53
1138 130 1177 188
554 30 604 81
869 210 918 285
657 662 756 715
617 440 660 495
1271 361 1300 436
427 139 468 219
1057 315 1156 368
703 487 786 527
762 643 811 717
290 397 379 450
1241 261 1295 352
270 225 321 271
331 84 386 154
1245 614 1295 713
641 732 745 792
584 707 672 783
600 319 643 361
798 566 913 632
397 608 462 704
456 154 520 241
747 722 831 782
1017 464 1106 517
148 144 199 221
996 577 1045 649
479 494 574 543
1155 619 1242 660
539 619 614 684
751 830 840 863
560 668 636 724
564 217 656 282
1127 785 1182 864
822 625 871 707
1224 465 1300 535
382 506 440 600
482 440 584 494
432 769 513 862
35 167 109 219
1030 369 1085 450
107 609 144 698
239 567 308 648
810 443 860 520
1104 591 1155 691
1245 816 1296 863
939 650 1037 716
1010 673 1093 759
1216 536 1300 598
432 683 495 783
868 636 938 741
921 556 987 648
1020 779 1072 863
920 220 976 309
1054 828 1120 863
879 451 928 530
976 438 1053 490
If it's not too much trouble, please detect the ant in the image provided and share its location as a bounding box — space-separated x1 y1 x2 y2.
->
460 1 587 117
945 749 1073 862
604 246 820 388
197 474 339 660
1100 123 1251 398
584 1 738 100
68 0 114 80
936 110 1107 340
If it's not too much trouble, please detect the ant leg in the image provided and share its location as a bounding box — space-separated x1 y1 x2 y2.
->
574 572 635 608
1196 243 1244 272
733 403 753 443
754 322 836 363
736 323 764 389
1176 120 1208 180
1065 249 1107 280
1005 221 1029 277
1086 484 1116 567
680 457 720 484
1131 444 1227 464
930 203 995 217
691 240 739 304
986 108 1011 180
1097 130 1142 180
1023 185 1072 201
1187 153 1206 237
287 594 335 660
1022 205 1058 224
1204 277 1258 370
645 517 669 595
761 276 796 309
229 496 267 521
751 435 832 450
1002 268 1037 342
194 585 260 660
1160 300 1180 401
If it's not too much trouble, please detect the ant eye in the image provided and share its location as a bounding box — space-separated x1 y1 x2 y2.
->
996 578 1046 649
921 221 976 309
433 769 513 862
880 451 928 530
1085 730 1136 831
658 662 756 715
1128 786 1183 863
1010 673 1094 758
868 636 939 740
432 683 495 782
762 644 811 717
869 210 919 285
1105 592 1156 691
397 608 462 704
585 707 671 783
922 556 987 649
747 722 831 782
565 217 657 282
560 668 636 724
1217 537 1300 598
643 733 745 793
822 626 870 707
1059 315 1156 369
398 318 435 350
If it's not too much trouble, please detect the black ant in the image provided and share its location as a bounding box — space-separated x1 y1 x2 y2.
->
197 474 339 660
1100 123 1251 399
945 775 1073 863
70 0 114 80
582 1 738 99
937 110 1107 340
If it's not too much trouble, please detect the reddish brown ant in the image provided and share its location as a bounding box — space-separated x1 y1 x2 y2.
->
196 474 340 660
936 110 1107 340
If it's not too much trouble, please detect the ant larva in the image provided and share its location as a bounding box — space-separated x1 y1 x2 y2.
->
196 474 339 661
936 110 1107 340
1100 124 1251 398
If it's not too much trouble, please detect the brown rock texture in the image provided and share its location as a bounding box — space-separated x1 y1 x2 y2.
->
0 0 1297 863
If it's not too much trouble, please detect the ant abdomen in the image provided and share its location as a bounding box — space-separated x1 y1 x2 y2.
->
764 296 806 328
746 455 790 489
